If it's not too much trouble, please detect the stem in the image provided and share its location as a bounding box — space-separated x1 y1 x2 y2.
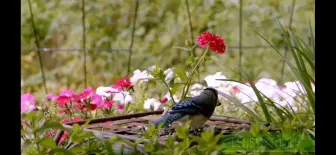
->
181 46 210 100
161 78 176 104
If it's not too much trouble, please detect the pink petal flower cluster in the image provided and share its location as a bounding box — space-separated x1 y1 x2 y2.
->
21 93 35 113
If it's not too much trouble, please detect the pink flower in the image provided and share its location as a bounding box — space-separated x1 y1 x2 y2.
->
73 87 94 103
60 90 76 97
117 104 124 111
116 77 132 88
91 93 103 106
56 96 72 107
110 85 123 93
280 86 286 91
196 32 226 54
232 86 239 95
21 93 35 113
104 100 114 109
159 97 168 104
56 89 76 107
46 94 58 100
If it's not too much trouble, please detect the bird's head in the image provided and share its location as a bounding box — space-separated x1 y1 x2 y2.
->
203 87 222 106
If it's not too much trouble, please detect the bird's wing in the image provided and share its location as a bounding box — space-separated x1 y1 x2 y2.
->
170 99 204 115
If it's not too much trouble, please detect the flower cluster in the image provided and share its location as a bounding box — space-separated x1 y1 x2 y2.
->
191 72 315 112
197 31 227 54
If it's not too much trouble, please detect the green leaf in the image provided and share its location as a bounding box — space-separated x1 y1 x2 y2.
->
34 122 65 134
39 138 56 149
69 147 85 154
25 111 38 121
103 139 114 153
50 148 76 155
186 56 194 66
171 84 182 95
22 139 33 153
81 119 92 129
71 131 95 143
72 123 80 133
204 55 212 61
175 68 188 82
251 123 261 135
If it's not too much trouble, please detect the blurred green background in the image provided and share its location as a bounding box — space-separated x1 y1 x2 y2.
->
21 0 315 100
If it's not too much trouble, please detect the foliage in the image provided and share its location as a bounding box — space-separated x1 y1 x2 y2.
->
21 0 314 100
21 0 314 154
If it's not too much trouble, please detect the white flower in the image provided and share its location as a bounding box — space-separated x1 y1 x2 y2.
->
204 72 227 88
143 98 161 111
164 92 180 103
113 91 132 104
284 81 306 94
130 69 153 85
255 78 279 100
275 86 296 108
147 65 157 72
191 84 204 90
190 84 205 96
164 68 174 83
235 84 258 103
96 86 115 97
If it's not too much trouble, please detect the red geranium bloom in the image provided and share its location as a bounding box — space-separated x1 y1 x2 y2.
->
196 32 226 54
116 77 132 88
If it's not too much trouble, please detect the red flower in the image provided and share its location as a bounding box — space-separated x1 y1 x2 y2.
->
58 109 70 115
159 97 168 104
56 96 72 107
73 87 94 103
116 77 132 88
55 89 76 107
80 103 97 111
117 104 124 111
104 100 114 109
196 32 226 54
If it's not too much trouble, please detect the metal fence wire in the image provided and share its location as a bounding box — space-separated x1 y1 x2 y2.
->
25 0 296 94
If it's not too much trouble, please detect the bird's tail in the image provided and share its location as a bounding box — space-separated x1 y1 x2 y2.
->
154 112 185 127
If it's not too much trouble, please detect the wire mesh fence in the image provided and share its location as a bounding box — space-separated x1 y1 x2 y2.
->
24 0 297 95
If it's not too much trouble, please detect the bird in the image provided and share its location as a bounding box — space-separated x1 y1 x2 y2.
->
154 87 221 129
